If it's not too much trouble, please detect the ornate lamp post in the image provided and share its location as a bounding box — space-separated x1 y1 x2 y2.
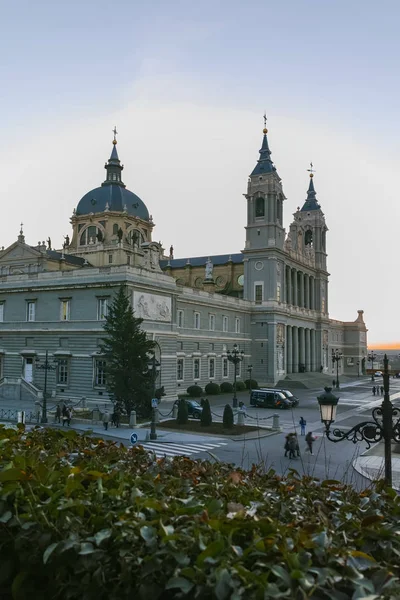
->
318 355 400 488
247 364 253 401
368 351 378 381
35 350 58 424
148 352 161 440
227 344 244 408
331 349 342 389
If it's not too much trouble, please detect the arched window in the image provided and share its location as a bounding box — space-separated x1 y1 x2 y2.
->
113 223 119 235
255 196 265 217
80 225 98 245
277 196 283 224
127 229 144 245
305 229 313 247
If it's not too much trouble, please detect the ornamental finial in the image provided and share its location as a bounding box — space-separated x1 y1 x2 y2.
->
307 161 316 178
263 112 268 134
112 125 118 145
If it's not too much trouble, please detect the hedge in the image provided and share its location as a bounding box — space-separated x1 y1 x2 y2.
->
220 381 234 393
186 385 203 397
244 378 258 390
235 381 246 391
1 424 400 599
204 382 220 395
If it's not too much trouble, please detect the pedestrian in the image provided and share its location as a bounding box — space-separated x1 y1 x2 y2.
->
299 416 306 435
103 410 110 431
372 386 376 396
284 433 292 457
55 404 61 424
380 386 384 395
200 398 205 407
62 404 68 427
319 365 323 373
68 407 73 426
332 379 336 388
112 410 120 428
294 434 300 457
287 435 297 459
376 386 380 396
305 431 316 455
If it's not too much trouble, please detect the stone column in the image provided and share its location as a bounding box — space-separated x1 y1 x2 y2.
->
292 326 299 373
305 274 310 309
305 328 311 371
299 327 305 371
286 325 292 373
311 329 316 372
300 273 305 308
293 269 298 307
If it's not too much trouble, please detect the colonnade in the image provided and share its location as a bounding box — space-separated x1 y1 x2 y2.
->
286 325 318 373
285 266 317 310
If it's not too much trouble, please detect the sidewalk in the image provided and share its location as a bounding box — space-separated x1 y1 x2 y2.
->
353 443 400 491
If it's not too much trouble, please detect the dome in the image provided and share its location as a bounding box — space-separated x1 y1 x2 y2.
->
76 185 149 220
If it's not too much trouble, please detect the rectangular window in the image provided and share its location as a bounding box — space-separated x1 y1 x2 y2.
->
277 284 281 302
223 357 228 378
108 254 113 264
193 358 200 380
209 357 215 379
97 298 108 321
95 359 106 387
235 318 240 333
222 315 228 332
255 284 263 304
322 298 326 313
60 300 70 321
57 358 69 385
0 303 4 322
177 358 184 381
209 314 215 331
26 301 36 322
194 312 200 330
177 309 184 328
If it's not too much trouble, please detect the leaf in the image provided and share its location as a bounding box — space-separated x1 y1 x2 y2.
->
349 551 376 563
94 529 112 546
0 511 12 523
165 577 194 594
271 565 292 586
196 540 225 566
0 468 25 482
79 542 95 555
140 526 156 543
361 515 384 527
43 542 58 565
215 568 233 600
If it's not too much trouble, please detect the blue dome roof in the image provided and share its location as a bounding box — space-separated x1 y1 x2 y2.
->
76 185 149 220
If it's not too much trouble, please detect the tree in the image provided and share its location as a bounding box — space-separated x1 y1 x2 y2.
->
223 403 234 428
176 398 188 424
100 285 155 417
200 398 212 426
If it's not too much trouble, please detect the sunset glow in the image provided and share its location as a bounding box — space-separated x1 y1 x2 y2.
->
369 343 400 350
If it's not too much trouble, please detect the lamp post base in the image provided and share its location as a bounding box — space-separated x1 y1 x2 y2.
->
150 409 157 440
232 396 238 409
40 416 48 424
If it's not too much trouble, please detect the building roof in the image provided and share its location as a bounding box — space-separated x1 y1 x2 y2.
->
160 253 243 269
300 175 321 211
46 250 89 266
250 128 276 176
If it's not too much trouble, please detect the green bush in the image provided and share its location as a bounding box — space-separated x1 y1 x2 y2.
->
1 426 400 599
205 382 220 395
244 378 258 390
176 398 188 424
220 381 234 393
223 403 234 428
200 398 212 426
186 385 203 397
235 381 246 391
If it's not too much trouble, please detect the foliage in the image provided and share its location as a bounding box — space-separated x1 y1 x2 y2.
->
220 381 234 393
200 398 212 426
176 398 188 424
204 382 220 395
186 385 203 398
100 285 155 417
244 378 258 390
235 381 246 391
1 425 400 599
223 403 234 428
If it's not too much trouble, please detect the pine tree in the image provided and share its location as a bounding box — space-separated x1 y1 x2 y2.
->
223 404 234 429
200 398 212 426
100 285 155 417
176 398 188 425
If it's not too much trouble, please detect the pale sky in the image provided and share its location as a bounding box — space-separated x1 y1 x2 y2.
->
1 0 399 344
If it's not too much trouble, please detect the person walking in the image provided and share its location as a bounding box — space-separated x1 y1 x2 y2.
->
299 416 306 436
287 435 297 459
284 433 293 457
66 407 73 427
372 386 376 396
305 431 316 455
62 404 68 427
103 410 110 431
380 385 384 395
55 404 61 424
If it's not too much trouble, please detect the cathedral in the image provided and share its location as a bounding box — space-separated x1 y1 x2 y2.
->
0 123 367 404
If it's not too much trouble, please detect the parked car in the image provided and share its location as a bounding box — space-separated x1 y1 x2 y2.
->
174 399 203 419
278 389 299 407
374 371 383 377
250 389 293 409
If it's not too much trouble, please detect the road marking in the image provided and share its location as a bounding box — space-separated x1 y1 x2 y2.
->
134 441 228 458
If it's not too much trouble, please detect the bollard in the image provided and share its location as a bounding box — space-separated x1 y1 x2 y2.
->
154 407 160 424
92 409 100 422
17 411 26 424
173 404 178 419
81 396 87 409
237 411 245 426
272 413 280 430
129 410 137 427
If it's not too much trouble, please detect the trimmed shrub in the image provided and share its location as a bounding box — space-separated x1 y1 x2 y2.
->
176 398 188 424
205 382 220 395
200 398 212 426
223 403 234 428
220 381 234 393
244 378 259 390
235 381 246 391
186 385 203 397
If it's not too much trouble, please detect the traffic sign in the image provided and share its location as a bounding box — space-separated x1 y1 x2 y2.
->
130 432 138 444
151 398 158 408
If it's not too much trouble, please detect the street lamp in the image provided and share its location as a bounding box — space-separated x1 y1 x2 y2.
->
35 350 58 424
368 351 378 381
318 355 400 488
331 349 342 389
247 364 253 401
148 352 161 440
227 344 244 409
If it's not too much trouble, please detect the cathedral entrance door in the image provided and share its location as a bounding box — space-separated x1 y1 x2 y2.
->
24 358 33 383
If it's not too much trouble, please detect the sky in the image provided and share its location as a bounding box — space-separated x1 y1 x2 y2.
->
1 0 400 344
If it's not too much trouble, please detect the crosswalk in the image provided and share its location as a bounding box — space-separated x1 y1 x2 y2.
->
133 440 228 458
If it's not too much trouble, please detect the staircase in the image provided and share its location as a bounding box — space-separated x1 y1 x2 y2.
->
276 372 355 390
0 377 43 402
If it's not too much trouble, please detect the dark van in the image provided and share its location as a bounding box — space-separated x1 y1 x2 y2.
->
250 389 292 409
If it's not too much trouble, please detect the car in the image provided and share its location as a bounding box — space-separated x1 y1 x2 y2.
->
250 389 293 409
277 389 299 407
174 399 203 419
374 371 383 377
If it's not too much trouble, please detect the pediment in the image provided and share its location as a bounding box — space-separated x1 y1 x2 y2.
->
0 242 42 265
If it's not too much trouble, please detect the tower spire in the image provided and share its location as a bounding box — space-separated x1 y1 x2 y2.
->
103 128 125 187
250 114 276 176
18 222 25 243
301 163 320 211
